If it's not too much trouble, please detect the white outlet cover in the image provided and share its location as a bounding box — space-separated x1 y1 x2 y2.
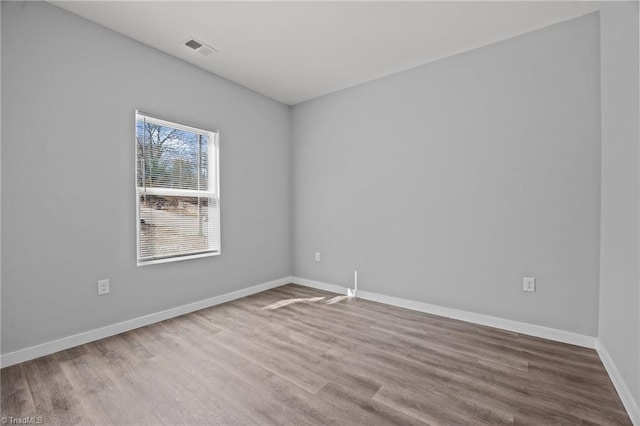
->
98 279 110 295
315 252 321 262
523 277 536 292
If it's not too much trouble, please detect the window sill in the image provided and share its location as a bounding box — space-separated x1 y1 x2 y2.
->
137 250 220 266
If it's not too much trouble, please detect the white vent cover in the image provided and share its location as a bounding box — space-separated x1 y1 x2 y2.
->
182 37 216 56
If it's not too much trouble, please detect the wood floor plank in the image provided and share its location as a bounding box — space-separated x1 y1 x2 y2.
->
210 329 330 394
0 364 37 420
20 357 88 425
315 381 427 426
0 284 632 425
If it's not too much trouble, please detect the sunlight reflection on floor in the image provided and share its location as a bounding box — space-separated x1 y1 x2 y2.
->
325 295 350 304
262 296 325 310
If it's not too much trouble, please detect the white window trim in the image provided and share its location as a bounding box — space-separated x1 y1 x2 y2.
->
135 111 221 266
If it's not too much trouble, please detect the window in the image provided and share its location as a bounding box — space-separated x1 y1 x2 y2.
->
135 112 220 265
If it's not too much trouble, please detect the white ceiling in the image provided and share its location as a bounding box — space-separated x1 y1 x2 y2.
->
51 1 600 105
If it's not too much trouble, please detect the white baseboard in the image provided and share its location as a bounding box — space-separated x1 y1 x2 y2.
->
596 340 640 425
356 290 596 348
0 276 292 368
291 276 596 349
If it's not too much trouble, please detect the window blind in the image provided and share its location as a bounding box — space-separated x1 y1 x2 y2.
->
135 112 220 264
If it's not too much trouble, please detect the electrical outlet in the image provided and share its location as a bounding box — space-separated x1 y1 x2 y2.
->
523 277 536 293
98 279 110 295
315 252 321 262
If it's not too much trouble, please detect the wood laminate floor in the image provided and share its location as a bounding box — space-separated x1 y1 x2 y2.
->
0 284 631 425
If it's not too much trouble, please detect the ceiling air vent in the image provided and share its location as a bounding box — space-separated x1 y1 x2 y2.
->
183 37 216 56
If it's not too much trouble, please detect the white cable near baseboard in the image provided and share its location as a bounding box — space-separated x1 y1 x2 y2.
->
347 270 358 297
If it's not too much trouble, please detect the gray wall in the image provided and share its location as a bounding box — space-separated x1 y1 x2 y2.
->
292 13 602 336
1 2 292 354
599 1 640 405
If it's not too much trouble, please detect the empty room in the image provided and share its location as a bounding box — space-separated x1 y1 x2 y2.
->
1 0 639 424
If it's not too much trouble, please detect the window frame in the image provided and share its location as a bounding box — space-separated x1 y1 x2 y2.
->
135 111 221 266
